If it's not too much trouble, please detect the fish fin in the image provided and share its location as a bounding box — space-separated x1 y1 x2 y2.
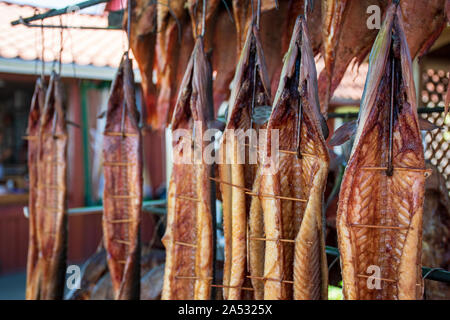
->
320 112 329 140
208 119 226 131
97 110 107 119
418 117 440 132
329 120 357 146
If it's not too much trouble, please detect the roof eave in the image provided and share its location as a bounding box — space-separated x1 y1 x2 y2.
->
0 58 142 82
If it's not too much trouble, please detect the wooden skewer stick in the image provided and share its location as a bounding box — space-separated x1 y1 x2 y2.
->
114 239 131 245
246 275 294 284
103 161 137 167
175 276 213 280
175 241 197 248
249 237 296 243
243 143 316 158
356 274 397 283
22 135 38 140
107 219 134 224
350 223 408 230
210 284 254 291
175 195 200 202
361 166 432 175
209 177 307 203
107 194 137 199
104 131 138 137
357 274 421 286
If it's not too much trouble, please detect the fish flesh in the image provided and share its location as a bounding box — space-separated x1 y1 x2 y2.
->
248 167 265 299
321 0 347 110
155 0 190 129
162 37 214 300
187 0 220 38
336 4 426 300
34 72 68 300
260 16 328 300
318 0 447 114
218 25 271 300
127 0 157 129
25 77 45 300
103 54 142 300
232 0 276 58
318 0 388 113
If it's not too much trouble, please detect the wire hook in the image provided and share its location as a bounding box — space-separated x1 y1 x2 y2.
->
201 0 206 37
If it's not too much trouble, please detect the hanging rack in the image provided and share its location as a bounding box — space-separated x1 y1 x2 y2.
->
10 0 112 27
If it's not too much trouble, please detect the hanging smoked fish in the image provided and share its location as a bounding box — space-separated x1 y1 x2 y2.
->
25 77 45 300
218 22 272 299
34 72 68 300
155 0 189 129
336 3 427 300
321 0 348 113
102 53 142 300
162 36 215 300
260 16 329 300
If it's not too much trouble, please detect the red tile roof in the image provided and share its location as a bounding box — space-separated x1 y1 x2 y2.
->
1 2 368 100
0 1 131 68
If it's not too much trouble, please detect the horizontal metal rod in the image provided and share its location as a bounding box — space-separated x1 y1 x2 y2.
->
11 0 111 26
328 106 445 119
23 199 166 218
19 23 122 30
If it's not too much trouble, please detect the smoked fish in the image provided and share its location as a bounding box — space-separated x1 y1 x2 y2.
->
25 77 45 300
103 54 142 300
155 0 189 129
34 72 68 300
336 4 426 300
126 0 157 128
162 37 215 300
219 25 271 300
260 16 329 300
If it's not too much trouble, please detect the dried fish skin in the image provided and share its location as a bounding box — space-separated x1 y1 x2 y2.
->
103 55 142 300
25 78 45 300
127 0 158 128
35 72 68 300
261 16 328 300
219 25 271 300
336 4 426 300
162 37 214 300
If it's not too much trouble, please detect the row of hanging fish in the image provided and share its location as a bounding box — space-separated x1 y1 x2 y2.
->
128 0 449 129
25 72 68 300
25 0 440 300
160 0 430 300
